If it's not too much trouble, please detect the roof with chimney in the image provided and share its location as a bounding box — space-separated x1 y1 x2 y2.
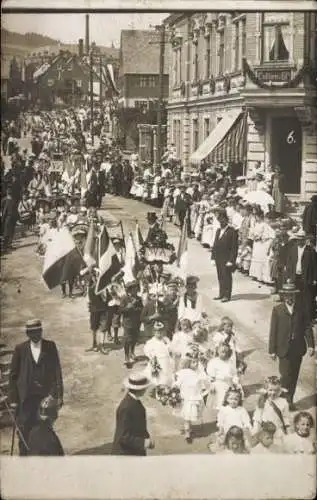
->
120 30 168 75
36 43 119 60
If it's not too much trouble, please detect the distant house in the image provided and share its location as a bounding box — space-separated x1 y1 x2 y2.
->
32 50 117 107
119 30 169 110
118 30 169 152
1 59 11 102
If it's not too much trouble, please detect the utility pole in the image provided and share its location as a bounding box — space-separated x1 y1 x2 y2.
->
156 24 165 167
99 55 103 106
89 48 94 147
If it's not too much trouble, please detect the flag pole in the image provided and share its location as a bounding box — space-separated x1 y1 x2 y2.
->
119 220 126 251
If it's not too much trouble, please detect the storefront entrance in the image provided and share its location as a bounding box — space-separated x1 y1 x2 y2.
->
271 116 302 194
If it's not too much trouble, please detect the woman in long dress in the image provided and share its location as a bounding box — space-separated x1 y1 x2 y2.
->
249 208 265 281
271 166 285 215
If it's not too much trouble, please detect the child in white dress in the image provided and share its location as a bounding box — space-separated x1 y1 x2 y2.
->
177 275 204 324
174 355 210 443
216 385 252 449
206 343 241 412
170 318 193 371
143 319 174 391
283 411 316 454
212 317 246 375
252 376 290 447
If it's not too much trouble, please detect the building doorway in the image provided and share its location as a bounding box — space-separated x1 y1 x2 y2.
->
271 116 302 194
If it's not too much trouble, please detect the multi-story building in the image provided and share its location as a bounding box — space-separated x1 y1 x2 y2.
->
164 12 317 201
119 29 169 110
118 29 170 155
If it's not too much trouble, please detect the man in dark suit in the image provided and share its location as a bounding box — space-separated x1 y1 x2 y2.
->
212 210 238 302
111 373 154 455
145 212 161 244
1 187 19 253
268 281 315 410
9 319 63 455
285 229 317 322
174 186 192 235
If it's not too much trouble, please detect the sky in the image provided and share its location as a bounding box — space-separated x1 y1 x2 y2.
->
2 13 169 47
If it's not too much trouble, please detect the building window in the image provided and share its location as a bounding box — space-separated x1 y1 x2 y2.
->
241 18 247 60
205 36 211 79
262 15 290 62
204 118 210 139
135 100 148 110
234 22 240 71
218 30 225 75
192 119 199 151
148 76 156 87
193 44 198 82
139 76 148 87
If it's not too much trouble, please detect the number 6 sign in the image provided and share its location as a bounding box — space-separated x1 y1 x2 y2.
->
287 130 296 144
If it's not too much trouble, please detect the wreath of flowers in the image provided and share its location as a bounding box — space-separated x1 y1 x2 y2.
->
139 228 177 265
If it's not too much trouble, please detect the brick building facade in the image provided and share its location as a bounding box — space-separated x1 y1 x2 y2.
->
164 12 317 201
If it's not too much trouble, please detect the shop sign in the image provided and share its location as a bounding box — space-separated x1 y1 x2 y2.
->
254 68 291 83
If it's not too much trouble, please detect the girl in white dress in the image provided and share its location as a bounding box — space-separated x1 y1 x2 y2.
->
216 385 252 449
283 411 316 454
174 355 210 443
143 319 174 390
170 318 194 372
212 317 246 376
206 343 241 413
260 215 276 284
252 376 290 447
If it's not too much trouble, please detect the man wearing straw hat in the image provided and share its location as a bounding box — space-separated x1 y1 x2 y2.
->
268 281 315 410
8 319 63 455
111 372 155 455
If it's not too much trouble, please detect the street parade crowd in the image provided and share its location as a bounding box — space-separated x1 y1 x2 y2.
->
1 105 316 457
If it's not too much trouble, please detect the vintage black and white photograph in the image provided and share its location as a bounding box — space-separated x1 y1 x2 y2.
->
1 2 316 498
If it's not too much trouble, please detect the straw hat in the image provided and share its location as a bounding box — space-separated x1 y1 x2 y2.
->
278 280 300 295
124 373 151 391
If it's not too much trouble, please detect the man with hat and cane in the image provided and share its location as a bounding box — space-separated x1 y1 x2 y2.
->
268 280 315 411
111 372 155 455
8 319 63 455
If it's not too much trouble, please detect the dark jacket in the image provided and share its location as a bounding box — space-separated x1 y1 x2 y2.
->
212 226 238 264
27 421 64 456
111 393 149 455
9 339 64 408
119 295 143 331
302 201 317 238
174 193 191 214
285 242 317 286
145 221 161 244
268 302 314 358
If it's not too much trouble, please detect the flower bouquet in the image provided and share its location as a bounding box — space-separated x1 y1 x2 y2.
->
156 385 170 405
150 356 162 378
167 387 182 408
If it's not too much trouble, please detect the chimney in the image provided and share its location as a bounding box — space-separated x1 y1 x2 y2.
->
85 14 90 54
78 38 84 58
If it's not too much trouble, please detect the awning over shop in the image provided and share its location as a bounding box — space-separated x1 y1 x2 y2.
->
190 109 247 165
